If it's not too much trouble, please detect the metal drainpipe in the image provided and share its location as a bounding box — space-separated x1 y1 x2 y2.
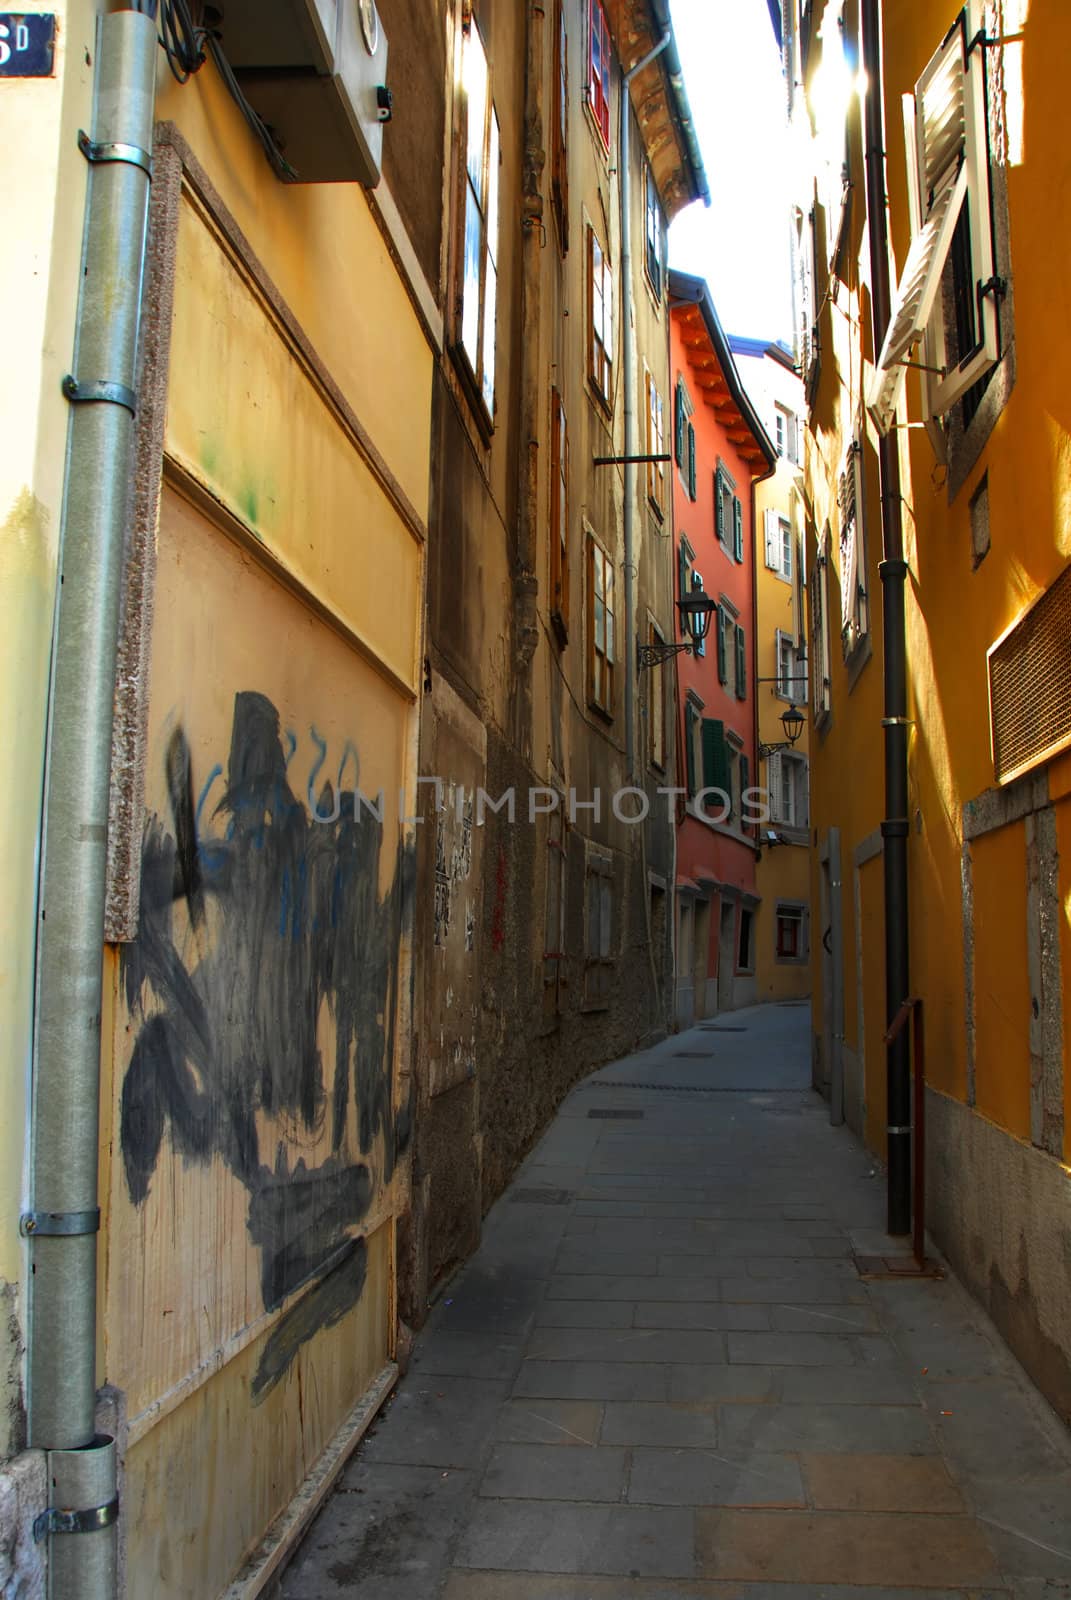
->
620 27 670 781
860 0 911 1235
511 0 545 759
25 9 156 1591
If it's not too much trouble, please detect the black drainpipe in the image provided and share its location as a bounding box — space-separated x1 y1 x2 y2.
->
861 0 911 1236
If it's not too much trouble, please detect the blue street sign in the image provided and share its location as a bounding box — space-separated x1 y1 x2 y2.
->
0 14 56 77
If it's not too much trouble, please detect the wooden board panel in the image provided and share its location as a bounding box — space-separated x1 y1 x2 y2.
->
104 479 411 1432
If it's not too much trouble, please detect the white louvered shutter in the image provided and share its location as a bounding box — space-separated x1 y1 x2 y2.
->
838 444 861 641
868 1 998 438
764 509 780 569
767 752 783 824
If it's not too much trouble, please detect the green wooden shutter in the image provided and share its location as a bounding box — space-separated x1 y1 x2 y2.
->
735 623 746 699
740 753 750 817
687 423 697 499
701 718 730 793
674 383 685 466
678 542 689 604
715 468 725 542
716 605 727 684
733 496 743 561
685 702 697 796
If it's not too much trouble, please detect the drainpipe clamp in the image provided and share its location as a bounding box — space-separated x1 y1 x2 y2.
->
62 375 137 415
78 129 153 177
20 1208 100 1237
33 1497 119 1543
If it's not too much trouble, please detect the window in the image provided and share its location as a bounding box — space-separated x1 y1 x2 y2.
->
588 225 613 408
774 404 797 464
764 509 793 581
776 903 808 962
775 628 808 703
700 717 730 815
767 751 809 829
550 388 570 643
684 696 702 797
734 622 747 701
809 529 832 726
716 603 728 686
645 370 665 516
675 380 696 499
588 536 615 716
550 0 569 252
542 798 566 1018
648 621 666 770
644 165 663 298
868 0 1000 444
691 569 705 658
838 439 869 657
584 848 614 1007
738 907 754 972
587 0 612 150
715 465 737 552
457 14 500 421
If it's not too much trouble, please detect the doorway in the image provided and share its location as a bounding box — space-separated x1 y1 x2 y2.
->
717 896 736 1011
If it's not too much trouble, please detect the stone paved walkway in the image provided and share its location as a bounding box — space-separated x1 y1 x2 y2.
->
279 1004 1071 1599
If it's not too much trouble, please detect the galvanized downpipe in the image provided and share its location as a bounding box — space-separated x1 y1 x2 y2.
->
620 26 670 781
26 8 156 1591
510 0 545 759
860 0 912 1235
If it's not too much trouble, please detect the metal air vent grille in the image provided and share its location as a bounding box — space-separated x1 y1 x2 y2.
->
989 564 1071 784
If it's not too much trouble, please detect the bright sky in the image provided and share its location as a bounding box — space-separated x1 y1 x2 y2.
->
669 0 796 344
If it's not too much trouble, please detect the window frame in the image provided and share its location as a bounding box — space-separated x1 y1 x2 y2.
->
550 0 570 253
648 618 667 772
587 533 616 718
644 163 663 299
454 11 501 429
645 367 666 518
775 902 809 963
587 223 614 412
583 846 614 1009
550 387 570 645
586 0 612 151
838 438 869 659
809 528 833 728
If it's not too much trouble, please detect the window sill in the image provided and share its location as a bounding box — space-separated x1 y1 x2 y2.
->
447 342 495 448
588 380 613 424
588 697 615 725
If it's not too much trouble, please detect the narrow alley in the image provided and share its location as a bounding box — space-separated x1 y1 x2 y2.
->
279 1005 1071 1597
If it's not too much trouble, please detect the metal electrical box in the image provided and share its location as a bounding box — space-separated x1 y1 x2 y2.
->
221 0 390 185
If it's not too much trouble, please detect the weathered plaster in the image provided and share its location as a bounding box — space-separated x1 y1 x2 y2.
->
0 1447 46 1600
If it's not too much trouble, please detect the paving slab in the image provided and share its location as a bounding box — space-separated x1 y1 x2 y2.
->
281 1006 1071 1599
695 1508 1001 1585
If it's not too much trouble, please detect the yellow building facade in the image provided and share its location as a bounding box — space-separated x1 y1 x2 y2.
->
732 338 812 1004
791 0 1071 1419
3 3 432 1592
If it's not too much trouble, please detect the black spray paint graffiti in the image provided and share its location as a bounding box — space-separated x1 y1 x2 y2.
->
120 691 413 1400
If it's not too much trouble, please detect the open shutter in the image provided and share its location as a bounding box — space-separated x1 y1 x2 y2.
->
687 423 697 499
715 468 726 541
701 719 730 794
839 442 862 643
674 382 685 466
716 605 727 685
733 496 744 562
868 1 997 436
678 542 689 604
764 509 780 569
735 624 746 700
684 702 697 795
767 752 783 823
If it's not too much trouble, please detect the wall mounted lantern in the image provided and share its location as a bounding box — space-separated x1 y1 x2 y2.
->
637 573 717 671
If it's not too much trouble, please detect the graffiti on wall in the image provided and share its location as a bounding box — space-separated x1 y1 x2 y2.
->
119 691 412 1399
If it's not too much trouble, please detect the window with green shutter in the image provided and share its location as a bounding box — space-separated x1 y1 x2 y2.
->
684 701 697 796
715 467 726 543
674 381 685 467
678 541 690 605
686 422 697 500
733 496 743 561
701 718 730 797
716 604 727 684
735 623 746 699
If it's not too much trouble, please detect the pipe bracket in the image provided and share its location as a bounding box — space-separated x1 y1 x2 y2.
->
886 1125 912 1136
62 375 137 415
78 129 153 177
20 1208 100 1238
881 818 910 840
33 1496 119 1543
